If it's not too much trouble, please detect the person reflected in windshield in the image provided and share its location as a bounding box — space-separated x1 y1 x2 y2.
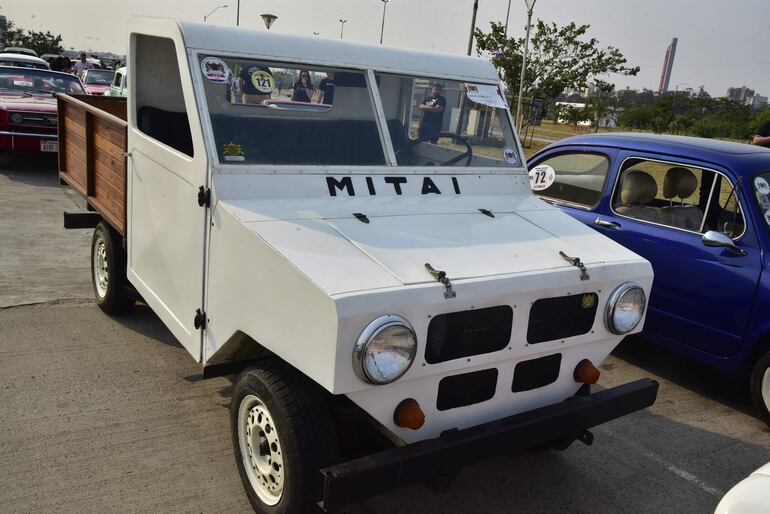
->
291 70 314 103
318 72 334 105
418 83 446 143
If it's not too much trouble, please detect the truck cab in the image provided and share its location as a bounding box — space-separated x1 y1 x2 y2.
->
60 18 658 513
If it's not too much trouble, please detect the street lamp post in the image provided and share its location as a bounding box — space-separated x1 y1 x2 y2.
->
339 19 348 39
236 0 240 26
204 4 228 23
467 0 479 56
379 0 390 45
504 0 512 37
515 0 537 129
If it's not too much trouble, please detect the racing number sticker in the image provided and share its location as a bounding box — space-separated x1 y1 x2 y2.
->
755 177 770 196
529 164 556 191
251 70 275 94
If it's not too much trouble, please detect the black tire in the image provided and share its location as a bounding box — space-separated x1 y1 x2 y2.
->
749 350 770 427
91 221 133 314
231 359 338 514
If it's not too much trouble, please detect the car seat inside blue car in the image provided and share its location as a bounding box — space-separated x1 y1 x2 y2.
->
615 169 665 224
661 167 703 231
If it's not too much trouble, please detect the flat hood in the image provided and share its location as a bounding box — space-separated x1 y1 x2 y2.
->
220 194 643 296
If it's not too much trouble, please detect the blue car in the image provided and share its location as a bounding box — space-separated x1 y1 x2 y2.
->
528 133 770 424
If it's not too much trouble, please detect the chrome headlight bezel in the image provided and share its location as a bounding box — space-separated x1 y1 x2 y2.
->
353 315 417 385
605 282 646 335
8 112 24 125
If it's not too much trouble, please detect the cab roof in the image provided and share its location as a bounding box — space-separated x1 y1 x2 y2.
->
174 19 499 83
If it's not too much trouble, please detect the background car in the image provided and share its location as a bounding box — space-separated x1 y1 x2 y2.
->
104 66 126 97
80 68 114 95
528 133 770 425
0 53 49 70
1 47 38 57
0 65 86 153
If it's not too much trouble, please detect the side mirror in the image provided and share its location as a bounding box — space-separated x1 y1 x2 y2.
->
702 230 747 256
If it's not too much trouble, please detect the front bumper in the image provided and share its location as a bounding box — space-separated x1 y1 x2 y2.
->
0 130 57 152
319 378 658 510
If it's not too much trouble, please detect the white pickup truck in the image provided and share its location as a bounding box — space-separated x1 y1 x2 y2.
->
58 17 658 514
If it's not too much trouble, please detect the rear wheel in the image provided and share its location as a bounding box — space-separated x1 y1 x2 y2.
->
91 221 133 314
231 359 338 514
750 350 770 427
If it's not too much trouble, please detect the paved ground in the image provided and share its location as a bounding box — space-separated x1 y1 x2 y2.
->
2 157 770 513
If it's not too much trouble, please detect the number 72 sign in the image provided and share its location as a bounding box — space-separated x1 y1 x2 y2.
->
528 164 556 191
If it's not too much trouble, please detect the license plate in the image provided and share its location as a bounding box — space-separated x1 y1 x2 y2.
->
41 140 58 152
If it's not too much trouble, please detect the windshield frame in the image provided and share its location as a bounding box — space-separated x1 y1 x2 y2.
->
189 50 523 175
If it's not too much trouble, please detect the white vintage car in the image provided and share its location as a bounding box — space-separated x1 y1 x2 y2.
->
60 18 658 513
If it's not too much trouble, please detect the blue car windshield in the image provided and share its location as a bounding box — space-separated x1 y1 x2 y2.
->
752 172 770 230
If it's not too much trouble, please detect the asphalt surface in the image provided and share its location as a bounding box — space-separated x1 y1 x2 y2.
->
2 157 770 513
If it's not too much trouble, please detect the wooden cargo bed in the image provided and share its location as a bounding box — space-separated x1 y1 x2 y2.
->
57 94 128 235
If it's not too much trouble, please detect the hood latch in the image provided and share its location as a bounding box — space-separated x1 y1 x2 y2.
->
559 251 589 281
425 263 456 299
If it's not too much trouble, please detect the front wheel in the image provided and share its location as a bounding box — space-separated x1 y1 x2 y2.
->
91 221 133 314
231 359 338 513
750 350 770 427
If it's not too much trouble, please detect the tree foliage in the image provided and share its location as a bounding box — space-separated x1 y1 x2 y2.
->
0 17 64 56
474 20 639 103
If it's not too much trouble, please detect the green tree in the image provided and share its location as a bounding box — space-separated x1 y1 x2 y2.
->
0 17 64 56
474 20 639 104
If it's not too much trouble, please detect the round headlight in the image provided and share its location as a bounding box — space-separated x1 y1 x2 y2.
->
605 283 646 334
9 112 24 124
353 315 417 385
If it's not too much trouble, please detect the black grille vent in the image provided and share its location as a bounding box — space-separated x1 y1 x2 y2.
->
426 306 512 364
437 368 498 411
527 293 598 344
512 353 562 392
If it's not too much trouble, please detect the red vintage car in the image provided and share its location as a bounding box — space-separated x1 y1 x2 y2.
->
0 66 86 153
80 68 115 95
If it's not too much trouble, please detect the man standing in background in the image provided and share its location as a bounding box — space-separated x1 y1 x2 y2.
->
73 53 93 76
753 119 770 148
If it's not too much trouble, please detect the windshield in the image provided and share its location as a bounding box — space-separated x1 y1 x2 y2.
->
377 74 520 168
84 69 114 85
199 55 384 166
0 68 85 95
752 172 770 230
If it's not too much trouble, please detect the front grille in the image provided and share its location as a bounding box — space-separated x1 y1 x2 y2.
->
425 306 512 364
8 111 57 128
527 293 598 344
512 353 562 392
436 368 498 411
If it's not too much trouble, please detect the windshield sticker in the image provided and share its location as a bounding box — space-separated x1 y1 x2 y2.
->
223 142 246 162
755 177 770 196
764 211 770 227
201 57 230 84
502 147 519 166
463 83 508 109
760 195 770 210
529 165 556 191
251 70 275 94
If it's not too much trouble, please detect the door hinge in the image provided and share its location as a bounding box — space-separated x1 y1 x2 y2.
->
197 186 211 208
194 308 207 330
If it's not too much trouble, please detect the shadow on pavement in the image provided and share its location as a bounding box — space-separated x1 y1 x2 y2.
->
613 335 757 420
0 153 59 188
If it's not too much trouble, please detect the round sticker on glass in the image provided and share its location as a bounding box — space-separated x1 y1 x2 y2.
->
755 177 770 196
502 146 519 165
764 211 770 227
529 164 556 191
251 70 275 94
200 57 230 84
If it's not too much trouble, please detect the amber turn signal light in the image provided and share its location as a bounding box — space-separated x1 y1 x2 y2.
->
394 398 425 430
574 359 600 384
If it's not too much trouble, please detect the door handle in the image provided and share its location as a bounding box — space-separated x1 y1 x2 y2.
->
595 218 621 230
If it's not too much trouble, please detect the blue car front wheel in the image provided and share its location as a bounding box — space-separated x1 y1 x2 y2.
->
750 351 770 427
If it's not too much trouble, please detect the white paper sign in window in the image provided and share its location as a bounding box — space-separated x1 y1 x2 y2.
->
463 83 508 110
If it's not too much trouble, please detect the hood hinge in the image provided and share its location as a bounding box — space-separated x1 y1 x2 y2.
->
194 308 207 330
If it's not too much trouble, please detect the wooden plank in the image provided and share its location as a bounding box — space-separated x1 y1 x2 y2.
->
94 179 124 215
92 147 125 191
65 106 86 127
63 146 87 189
57 94 127 128
63 116 86 139
93 131 125 161
94 117 126 149
85 111 95 196
89 197 124 236
94 158 125 195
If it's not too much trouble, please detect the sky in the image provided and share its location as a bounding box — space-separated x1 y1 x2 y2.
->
4 0 769 97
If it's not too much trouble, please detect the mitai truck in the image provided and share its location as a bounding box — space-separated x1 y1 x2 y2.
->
57 17 658 513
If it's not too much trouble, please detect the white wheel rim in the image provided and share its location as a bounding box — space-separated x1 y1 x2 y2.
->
762 368 770 414
238 394 285 506
93 235 108 298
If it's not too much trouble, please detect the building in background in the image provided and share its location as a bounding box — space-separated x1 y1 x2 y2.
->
749 94 768 109
658 38 678 93
726 86 756 102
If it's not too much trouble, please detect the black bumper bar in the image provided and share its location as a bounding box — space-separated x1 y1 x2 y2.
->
320 378 658 510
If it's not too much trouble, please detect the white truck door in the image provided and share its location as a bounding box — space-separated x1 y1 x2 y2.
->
126 31 209 360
